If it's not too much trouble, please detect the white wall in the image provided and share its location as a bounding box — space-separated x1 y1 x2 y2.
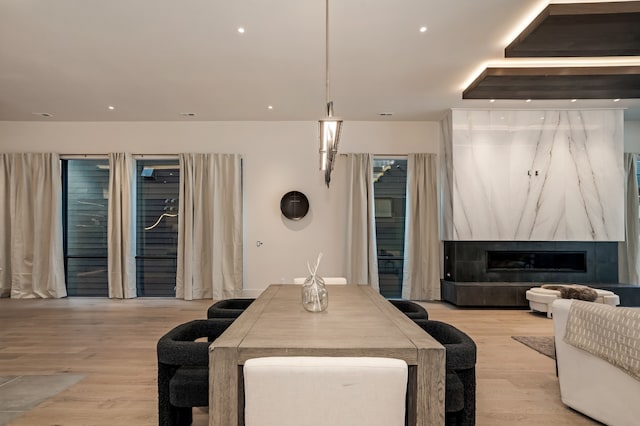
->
625 121 640 152
0 120 439 296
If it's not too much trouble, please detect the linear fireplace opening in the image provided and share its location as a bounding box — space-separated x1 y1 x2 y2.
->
487 251 587 272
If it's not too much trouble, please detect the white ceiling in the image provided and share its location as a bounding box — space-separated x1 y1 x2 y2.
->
1 0 639 122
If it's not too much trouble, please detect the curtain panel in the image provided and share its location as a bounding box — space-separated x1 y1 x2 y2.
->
0 153 66 298
107 153 137 299
619 153 640 284
402 153 440 300
345 153 379 289
176 153 243 300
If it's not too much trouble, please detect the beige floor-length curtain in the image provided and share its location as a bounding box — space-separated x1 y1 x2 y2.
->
619 153 640 284
107 153 137 299
345 153 379 290
0 153 66 298
176 153 242 300
402 153 440 300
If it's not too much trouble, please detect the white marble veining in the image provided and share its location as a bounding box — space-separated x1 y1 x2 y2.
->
441 109 624 241
439 113 453 240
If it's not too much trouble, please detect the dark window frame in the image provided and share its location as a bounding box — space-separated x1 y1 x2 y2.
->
62 158 110 297
135 158 180 297
373 156 408 299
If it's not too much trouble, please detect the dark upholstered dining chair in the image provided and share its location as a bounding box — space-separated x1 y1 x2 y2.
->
206 298 255 319
413 319 476 426
157 318 234 426
389 300 429 320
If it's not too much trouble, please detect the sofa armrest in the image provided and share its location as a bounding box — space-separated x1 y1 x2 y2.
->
552 299 640 426
551 299 571 342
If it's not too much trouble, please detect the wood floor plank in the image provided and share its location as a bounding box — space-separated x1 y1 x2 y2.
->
0 298 601 425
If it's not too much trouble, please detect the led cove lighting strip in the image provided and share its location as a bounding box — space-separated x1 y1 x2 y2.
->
460 57 640 91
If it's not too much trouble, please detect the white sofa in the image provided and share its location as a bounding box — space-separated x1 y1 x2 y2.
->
552 299 640 426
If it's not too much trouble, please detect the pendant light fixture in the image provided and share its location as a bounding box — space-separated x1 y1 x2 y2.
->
318 0 342 187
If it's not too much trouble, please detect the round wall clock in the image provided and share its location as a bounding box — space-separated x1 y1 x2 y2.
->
280 191 310 220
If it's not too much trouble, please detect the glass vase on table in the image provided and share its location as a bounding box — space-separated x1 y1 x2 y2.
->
302 275 328 312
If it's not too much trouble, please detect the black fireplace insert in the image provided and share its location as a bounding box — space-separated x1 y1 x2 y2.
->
487 250 586 272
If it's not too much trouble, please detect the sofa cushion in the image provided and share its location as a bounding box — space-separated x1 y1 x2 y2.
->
564 300 640 381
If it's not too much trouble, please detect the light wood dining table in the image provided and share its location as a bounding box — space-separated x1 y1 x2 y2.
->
209 284 445 425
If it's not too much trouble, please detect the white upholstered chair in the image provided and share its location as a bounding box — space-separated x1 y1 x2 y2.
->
292 277 347 284
243 356 407 426
527 286 619 318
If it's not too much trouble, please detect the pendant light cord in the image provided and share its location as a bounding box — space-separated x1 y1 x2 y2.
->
325 0 331 111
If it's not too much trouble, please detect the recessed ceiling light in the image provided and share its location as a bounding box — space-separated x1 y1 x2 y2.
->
33 112 52 117
419 26 427 33
613 98 621 102
267 105 273 110
489 99 496 103
180 112 196 117
570 99 577 103
237 27 245 34
107 105 115 110
525 99 532 103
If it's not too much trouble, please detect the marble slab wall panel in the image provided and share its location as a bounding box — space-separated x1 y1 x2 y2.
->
439 112 453 240
445 109 624 241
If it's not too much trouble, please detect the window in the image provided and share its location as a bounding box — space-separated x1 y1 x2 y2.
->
136 159 180 296
373 158 407 298
63 159 109 296
63 157 180 297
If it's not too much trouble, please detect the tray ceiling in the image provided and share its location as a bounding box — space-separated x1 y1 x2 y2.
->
464 66 640 99
506 1 640 57
464 1 640 102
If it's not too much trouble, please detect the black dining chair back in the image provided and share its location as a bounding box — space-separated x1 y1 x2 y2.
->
157 318 234 426
413 319 476 426
206 298 255 319
389 299 429 320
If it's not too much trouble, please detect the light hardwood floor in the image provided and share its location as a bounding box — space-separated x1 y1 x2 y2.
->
0 297 600 425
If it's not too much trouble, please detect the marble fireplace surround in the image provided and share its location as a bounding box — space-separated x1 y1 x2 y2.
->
439 109 629 306
440 109 624 242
